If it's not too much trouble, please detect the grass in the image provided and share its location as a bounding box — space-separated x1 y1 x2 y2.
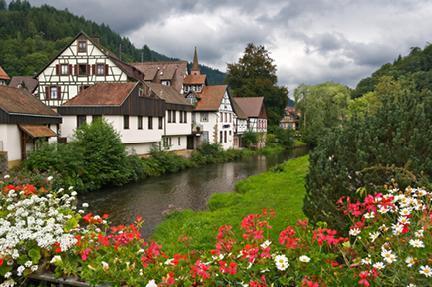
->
151 155 309 253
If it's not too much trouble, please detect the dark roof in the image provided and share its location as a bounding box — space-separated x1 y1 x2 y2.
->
195 85 227 111
19 125 56 138
232 97 265 118
0 66 10 81
191 47 200 72
146 82 192 107
0 86 58 117
9 76 38 93
63 82 137 106
132 61 187 81
35 31 144 81
184 74 207 85
231 98 247 119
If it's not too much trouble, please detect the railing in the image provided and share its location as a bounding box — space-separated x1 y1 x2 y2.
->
28 273 108 287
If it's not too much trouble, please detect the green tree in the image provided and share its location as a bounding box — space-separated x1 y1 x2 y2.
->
304 77 432 230
225 43 288 126
0 0 7 10
294 82 351 146
242 131 258 148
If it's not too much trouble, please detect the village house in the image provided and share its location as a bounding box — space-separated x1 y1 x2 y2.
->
280 106 300 130
0 86 62 168
187 85 236 149
183 48 207 94
0 65 10 86
35 32 145 107
9 76 39 96
131 61 188 93
231 99 248 148
56 82 166 155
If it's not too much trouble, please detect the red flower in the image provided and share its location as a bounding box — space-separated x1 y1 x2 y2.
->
0 258 3 266
191 260 210 280
302 277 320 287
219 261 237 275
98 234 110 247
358 271 370 286
81 248 91 261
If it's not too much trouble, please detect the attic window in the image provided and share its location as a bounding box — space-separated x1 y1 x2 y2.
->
138 88 144 97
161 80 171 86
77 40 87 53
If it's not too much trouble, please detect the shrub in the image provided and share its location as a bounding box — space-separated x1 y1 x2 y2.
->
270 126 295 149
304 78 432 229
242 131 258 148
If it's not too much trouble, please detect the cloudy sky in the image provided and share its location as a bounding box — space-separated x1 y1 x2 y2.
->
28 0 432 91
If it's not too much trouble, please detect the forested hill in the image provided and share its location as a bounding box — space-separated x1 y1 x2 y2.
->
352 44 432 98
0 0 225 84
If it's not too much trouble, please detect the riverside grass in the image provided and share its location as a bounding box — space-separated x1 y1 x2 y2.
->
152 155 309 253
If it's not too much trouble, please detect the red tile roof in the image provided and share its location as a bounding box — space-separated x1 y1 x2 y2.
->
183 74 206 85
0 86 58 116
194 85 227 111
19 125 56 138
232 97 265 118
0 66 10 81
9 76 38 93
63 82 137 106
146 82 192 107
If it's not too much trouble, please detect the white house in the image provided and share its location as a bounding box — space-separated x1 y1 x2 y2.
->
56 82 166 155
232 97 268 133
231 99 248 148
146 82 193 152
35 31 144 107
187 85 236 150
0 86 61 168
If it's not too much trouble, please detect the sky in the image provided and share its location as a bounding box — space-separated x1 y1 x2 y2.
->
27 0 432 91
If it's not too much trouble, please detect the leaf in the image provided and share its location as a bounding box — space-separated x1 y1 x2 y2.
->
28 248 41 263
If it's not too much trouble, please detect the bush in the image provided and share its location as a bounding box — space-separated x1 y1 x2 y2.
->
268 126 294 149
242 131 258 148
304 78 432 229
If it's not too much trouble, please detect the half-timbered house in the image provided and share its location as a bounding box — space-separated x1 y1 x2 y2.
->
57 82 166 155
232 97 267 133
0 86 62 168
35 32 144 107
183 47 207 94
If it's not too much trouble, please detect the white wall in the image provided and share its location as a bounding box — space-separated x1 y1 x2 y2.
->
162 135 188 151
164 110 192 136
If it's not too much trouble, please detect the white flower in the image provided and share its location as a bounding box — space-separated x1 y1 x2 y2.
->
0 279 15 287
419 265 432 277
164 258 174 265
363 212 375 219
373 262 385 270
145 279 158 287
361 257 372 265
71 191 78 196
349 228 361 236
407 284 416 287
4 272 12 278
17 265 25 276
47 176 53 181
274 254 289 271
369 232 380 242
24 261 33 267
405 256 415 268
415 229 424 238
101 261 109 271
31 265 38 272
381 249 397 264
399 208 411 216
82 203 89 208
299 255 311 263
409 239 425 248
260 240 271 249
3 174 10 179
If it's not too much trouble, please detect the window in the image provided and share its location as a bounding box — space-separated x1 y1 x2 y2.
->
220 112 223 122
178 137 181 146
179 111 183 123
124 115 129 129
92 115 102 122
148 116 153 130
224 131 227 143
96 64 105 76
229 113 232 123
168 110 172 123
138 88 144 97
77 40 87 53
78 64 88 76
77 115 86 128
219 131 223 143
138 116 143 130
60 64 69 75
183 111 187 123
200 112 208 122
158 117 163 129
172 111 176 123
163 137 172 148
50 86 60 100
161 80 171 86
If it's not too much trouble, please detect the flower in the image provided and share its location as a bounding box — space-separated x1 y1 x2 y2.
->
369 232 380 242
405 256 415 268
82 203 89 208
145 280 158 287
373 262 385 270
47 176 53 181
274 254 289 271
349 228 361 236
419 265 432 277
381 248 397 264
101 261 109 271
409 239 425 248
260 240 271 249
299 255 311 263
3 174 10 179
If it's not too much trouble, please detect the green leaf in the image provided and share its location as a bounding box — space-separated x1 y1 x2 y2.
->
28 248 41 263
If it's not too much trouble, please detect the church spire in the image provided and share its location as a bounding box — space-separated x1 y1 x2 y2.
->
191 46 200 74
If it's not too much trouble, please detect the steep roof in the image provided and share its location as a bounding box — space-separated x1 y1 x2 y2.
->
63 82 137 106
232 97 266 118
146 82 192 107
132 61 187 81
0 86 58 116
184 74 207 85
191 47 200 72
194 85 227 111
9 76 38 93
231 98 247 119
0 66 10 81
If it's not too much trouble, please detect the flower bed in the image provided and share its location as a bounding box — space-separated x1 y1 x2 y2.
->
0 176 431 286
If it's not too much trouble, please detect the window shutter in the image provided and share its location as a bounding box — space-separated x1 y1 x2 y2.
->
68 64 72 75
55 64 60 75
45 86 50 100
105 64 109 76
57 86 61 100
92 64 96 75
87 65 90 75
74 65 78 75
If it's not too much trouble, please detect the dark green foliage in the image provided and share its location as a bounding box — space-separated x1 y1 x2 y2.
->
242 131 258 148
0 2 225 84
304 78 432 230
268 126 294 149
225 43 288 127
352 43 432 98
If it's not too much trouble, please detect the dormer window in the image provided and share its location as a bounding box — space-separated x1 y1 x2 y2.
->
161 80 171 86
77 40 87 53
138 88 144 97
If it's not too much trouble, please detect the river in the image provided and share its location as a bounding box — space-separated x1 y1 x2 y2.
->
81 147 308 237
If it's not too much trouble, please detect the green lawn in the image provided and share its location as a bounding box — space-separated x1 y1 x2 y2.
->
151 155 309 253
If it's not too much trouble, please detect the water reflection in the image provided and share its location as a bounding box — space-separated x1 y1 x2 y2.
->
80 147 308 237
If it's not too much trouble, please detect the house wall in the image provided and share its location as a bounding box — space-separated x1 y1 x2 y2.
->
248 118 268 133
36 36 128 106
164 110 192 136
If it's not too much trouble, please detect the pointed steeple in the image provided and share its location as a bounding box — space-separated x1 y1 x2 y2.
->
191 47 200 74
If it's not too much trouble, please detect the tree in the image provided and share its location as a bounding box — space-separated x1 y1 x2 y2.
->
0 0 7 10
294 82 351 146
304 77 432 230
242 131 258 148
225 43 288 127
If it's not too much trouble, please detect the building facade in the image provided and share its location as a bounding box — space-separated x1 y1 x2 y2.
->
280 106 300 130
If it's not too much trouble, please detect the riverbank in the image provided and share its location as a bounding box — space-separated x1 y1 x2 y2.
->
152 155 309 253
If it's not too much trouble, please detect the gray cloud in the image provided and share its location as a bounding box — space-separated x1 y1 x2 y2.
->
27 0 432 91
